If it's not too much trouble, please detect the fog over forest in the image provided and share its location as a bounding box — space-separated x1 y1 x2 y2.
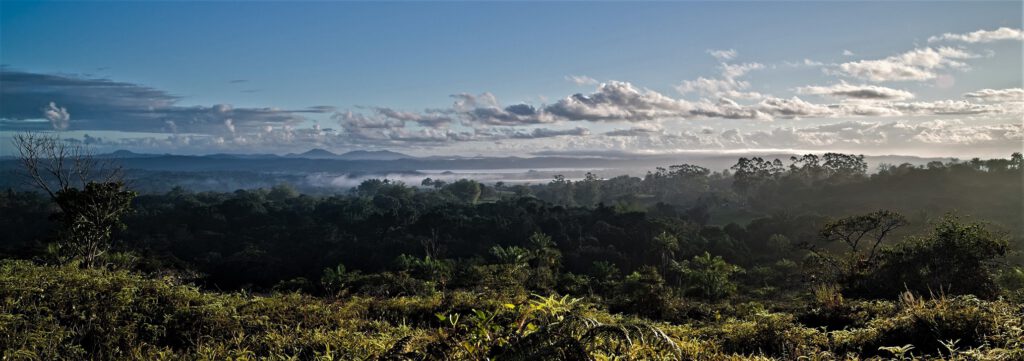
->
2 1 1022 360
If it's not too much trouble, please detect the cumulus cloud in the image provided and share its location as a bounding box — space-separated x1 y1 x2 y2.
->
676 57 764 99
374 107 453 128
548 81 694 122
837 47 976 82
604 125 664 137
827 103 903 117
224 118 236 134
843 50 855 56
755 96 835 118
43 101 70 130
687 97 766 120
565 75 599 86
578 119 1023 156
452 93 554 125
787 120 1022 149
928 27 1024 43
707 49 737 61
676 77 745 96
499 79 1015 124
507 127 591 139
888 100 1015 115
796 82 915 100
963 88 1024 102
6 61 1020 155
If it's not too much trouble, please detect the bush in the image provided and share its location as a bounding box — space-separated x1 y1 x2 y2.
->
0 260 414 360
859 215 1008 299
3 259 1022 360
676 252 742 301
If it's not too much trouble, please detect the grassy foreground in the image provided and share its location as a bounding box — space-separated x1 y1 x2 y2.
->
1 261 1022 360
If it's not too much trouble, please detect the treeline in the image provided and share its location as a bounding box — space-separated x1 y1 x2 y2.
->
527 153 1023 232
2 151 1024 359
2 154 1021 304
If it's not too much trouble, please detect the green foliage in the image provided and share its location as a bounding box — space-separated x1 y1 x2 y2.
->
731 157 784 193
711 311 823 357
2 260 1023 360
321 263 357 296
997 266 1024 302
395 254 454 290
0 260 414 360
267 183 300 202
831 294 1024 358
3 152 1024 360
610 266 674 319
51 181 137 267
444 179 482 204
804 210 907 285
862 214 1008 298
573 172 602 207
675 252 742 301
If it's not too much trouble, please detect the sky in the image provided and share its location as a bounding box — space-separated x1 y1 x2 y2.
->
1 1 1022 158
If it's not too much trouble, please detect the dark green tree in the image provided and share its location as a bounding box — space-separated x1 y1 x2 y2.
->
13 133 136 268
868 215 1008 298
445 179 482 204
802 210 907 283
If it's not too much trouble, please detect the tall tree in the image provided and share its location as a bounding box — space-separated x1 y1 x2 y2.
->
803 210 907 283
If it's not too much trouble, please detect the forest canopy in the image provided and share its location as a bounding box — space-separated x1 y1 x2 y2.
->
1 147 1023 360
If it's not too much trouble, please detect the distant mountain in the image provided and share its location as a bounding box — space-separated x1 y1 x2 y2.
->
286 148 340 159
282 149 412 160
337 150 412 161
98 150 157 158
205 153 281 159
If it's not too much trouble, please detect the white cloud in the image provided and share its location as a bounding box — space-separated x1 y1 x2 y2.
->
755 96 834 119
707 49 737 61
889 100 1015 115
784 59 826 68
604 124 664 137
374 107 453 128
842 49 855 56
676 77 745 96
453 93 554 126
565 75 599 86
676 62 764 97
928 27 1024 43
688 97 767 120
837 47 976 82
720 62 764 79
507 127 591 139
43 101 70 130
963 88 1024 102
547 81 694 122
587 119 1023 155
224 119 236 134
802 59 824 67
796 82 915 100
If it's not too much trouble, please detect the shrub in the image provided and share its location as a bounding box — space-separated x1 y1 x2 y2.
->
861 215 1008 299
676 252 743 301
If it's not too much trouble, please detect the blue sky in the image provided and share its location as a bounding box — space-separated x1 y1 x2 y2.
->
1 1 1022 157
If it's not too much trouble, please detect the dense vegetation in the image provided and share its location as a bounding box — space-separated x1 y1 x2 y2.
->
1 150 1022 360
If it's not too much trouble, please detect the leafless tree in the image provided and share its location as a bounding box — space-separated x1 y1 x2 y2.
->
12 132 135 267
13 132 124 198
